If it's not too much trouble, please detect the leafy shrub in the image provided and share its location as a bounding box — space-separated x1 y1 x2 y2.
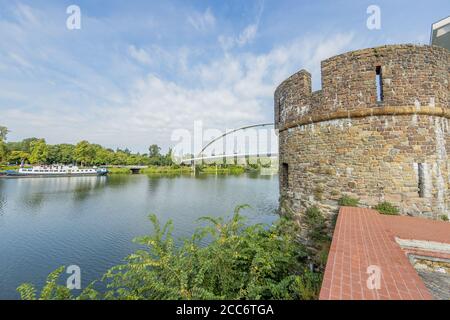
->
338 195 359 207
302 206 332 270
18 206 322 300
439 215 449 222
304 206 329 243
373 202 400 215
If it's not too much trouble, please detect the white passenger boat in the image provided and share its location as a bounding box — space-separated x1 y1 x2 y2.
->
5 165 108 177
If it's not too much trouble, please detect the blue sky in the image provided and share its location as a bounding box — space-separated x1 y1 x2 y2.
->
0 0 448 152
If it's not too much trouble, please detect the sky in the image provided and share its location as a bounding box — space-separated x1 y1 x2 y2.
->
0 0 448 153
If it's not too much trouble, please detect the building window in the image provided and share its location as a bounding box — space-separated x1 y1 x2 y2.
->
375 66 383 102
281 163 289 189
418 163 425 198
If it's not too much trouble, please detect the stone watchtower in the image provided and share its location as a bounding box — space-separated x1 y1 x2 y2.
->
275 44 449 221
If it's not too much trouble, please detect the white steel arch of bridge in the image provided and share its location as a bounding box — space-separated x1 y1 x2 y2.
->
180 123 278 163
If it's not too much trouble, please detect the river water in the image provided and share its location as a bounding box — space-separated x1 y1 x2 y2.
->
0 173 279 299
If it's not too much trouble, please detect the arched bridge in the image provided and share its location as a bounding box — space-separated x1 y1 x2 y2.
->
180 123 278 164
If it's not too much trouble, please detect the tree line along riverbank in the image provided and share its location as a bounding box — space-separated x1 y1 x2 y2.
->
0 126 276 175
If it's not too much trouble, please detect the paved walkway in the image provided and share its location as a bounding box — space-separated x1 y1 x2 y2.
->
319 207 450 300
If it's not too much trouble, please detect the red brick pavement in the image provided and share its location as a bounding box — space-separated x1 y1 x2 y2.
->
318 207 450 300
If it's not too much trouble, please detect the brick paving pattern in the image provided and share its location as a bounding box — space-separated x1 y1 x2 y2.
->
319 207 450 300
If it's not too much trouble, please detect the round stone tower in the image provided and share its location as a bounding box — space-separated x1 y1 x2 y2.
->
275 44 449 221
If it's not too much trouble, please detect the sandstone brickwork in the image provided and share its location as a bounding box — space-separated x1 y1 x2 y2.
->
275 44 450 221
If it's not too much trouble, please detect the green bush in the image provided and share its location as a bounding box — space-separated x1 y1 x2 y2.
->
338 195 359 207
18 206 323 300
373 202 400 215
439 215 449 222
304 206 329 243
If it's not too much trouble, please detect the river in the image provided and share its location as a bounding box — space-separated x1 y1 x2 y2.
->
0 173 279 299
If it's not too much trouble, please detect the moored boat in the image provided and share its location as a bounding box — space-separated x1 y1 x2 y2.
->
4 165 108 177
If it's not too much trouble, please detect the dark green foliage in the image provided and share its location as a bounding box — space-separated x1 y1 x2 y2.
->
439 215 448 222
304 206 329 243
373 202 400 215
2 135 173 167
338 195 360 207
18 206 322 300
17 267 73 300
303 206 331 269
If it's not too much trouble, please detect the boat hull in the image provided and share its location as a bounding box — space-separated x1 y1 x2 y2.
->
2 171 108 178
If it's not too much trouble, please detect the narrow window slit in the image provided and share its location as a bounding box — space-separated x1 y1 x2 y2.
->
282 163 289 189
376 66 383 102
418 163 425 198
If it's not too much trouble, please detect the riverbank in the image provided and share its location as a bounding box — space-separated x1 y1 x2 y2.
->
0 165 19 171
107 165 252 175
1 164 272 176
106 166 192 175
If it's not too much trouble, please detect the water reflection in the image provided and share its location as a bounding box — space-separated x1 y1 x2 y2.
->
11 177 109 208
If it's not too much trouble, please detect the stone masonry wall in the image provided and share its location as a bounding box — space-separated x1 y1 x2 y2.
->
275 44 450 222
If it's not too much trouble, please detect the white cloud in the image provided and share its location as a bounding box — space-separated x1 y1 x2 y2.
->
219 23 258 50
13 3 40 26
237 24 258 46
0 3 363 152
88 32 358 151
128 45 152 65
188 8 216 32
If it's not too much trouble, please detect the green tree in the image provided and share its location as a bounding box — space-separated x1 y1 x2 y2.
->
161 148 174 166
0 125 9 163
0 126 8 141
0 141 7 164
29 139 48 164
7 151 30 164
74 141 95 166
20 138 40 153
58 144 75 164
148 144 161 158
148 144 162 165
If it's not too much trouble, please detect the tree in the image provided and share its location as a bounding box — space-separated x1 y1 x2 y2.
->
148 144 161 158
0 126 8 141
74 141 95 166
0 141 7 164
29 139 48 164
7 151 30 164
20 138 40 153
161 148 174 166
148 144 162 166
58 144 75 164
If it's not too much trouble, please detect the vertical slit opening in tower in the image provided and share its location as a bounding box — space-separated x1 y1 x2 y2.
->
418 163 426 198
282 163 289 188
376 66 383 102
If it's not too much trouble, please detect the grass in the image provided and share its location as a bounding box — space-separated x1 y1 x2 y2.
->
198 165 246 174
106 166 192 175
142 166 192 174
105 167 131 174
0 165 19 171
338 195 360 207
373 201 400 215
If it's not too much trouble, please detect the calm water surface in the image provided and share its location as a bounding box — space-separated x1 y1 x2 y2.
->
0 173 278 299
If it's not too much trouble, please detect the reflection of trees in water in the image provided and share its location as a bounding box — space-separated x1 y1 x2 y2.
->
72 176 108 201
105 174 143 188
0 195 5 216
0 180 4 215
14 177 109 208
